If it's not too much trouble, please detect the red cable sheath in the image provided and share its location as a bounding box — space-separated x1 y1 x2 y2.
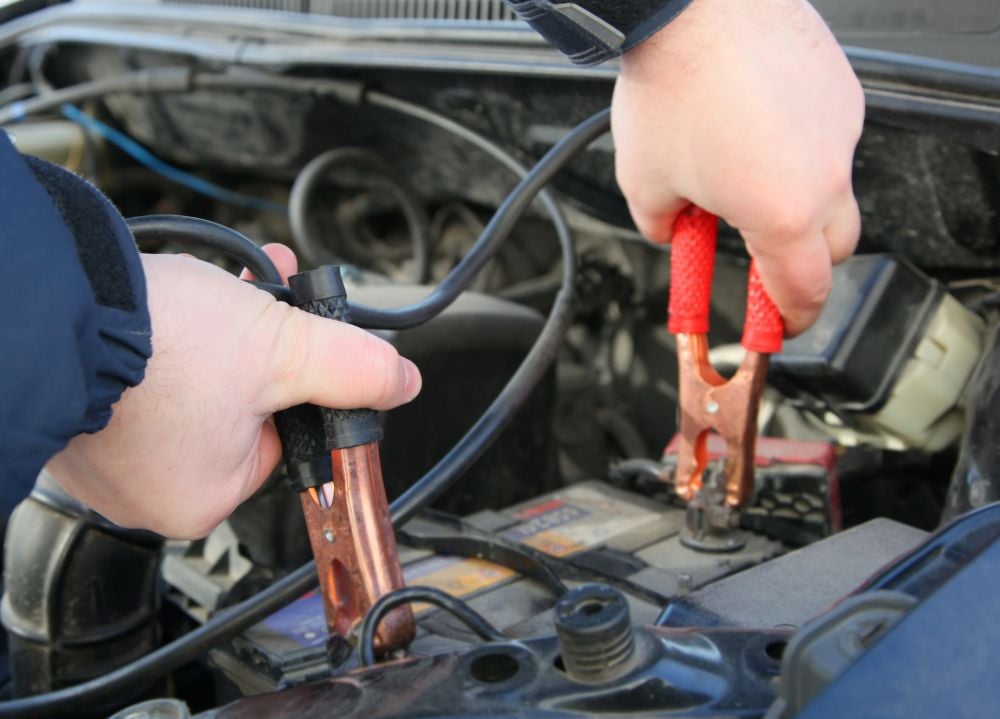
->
668 206 717 335
667 206 784 352
741 261 784 353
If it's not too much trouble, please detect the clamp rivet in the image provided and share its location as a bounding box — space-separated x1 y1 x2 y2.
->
705 400 720 414
324 529 335 543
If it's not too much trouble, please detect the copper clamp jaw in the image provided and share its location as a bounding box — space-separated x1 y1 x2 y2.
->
665 207 784 515
674 334 770 508
301 443 414 654
274 267 415 657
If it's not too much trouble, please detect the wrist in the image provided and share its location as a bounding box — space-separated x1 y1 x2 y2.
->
620 0 706 80
509 0 696 66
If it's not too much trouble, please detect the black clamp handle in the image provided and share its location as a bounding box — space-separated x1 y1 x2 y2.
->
275 266 383 492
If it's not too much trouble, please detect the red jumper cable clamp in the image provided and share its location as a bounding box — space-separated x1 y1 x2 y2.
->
666 207 785 549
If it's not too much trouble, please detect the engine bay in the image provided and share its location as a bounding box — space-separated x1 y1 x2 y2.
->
2 2 1000 717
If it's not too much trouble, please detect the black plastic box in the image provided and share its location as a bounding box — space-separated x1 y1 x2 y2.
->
770 255 942 413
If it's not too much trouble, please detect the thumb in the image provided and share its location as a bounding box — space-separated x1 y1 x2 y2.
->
262 305 422 412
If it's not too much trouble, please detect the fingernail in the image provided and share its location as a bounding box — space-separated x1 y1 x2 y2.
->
401 358 422 402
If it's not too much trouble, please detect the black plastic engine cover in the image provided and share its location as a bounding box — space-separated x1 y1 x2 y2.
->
1 474 162 705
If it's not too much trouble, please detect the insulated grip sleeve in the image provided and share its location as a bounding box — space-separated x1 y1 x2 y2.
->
741 261 784 354
668 207 717 335
294 271 383 450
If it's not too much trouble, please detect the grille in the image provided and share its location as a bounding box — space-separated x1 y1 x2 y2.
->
160 0 518 21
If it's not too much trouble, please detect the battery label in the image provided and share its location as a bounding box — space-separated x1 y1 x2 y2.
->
404 558 517 614
402 485 661 602
503 500 591 543
259 484 662 647
513 486 661 555
258 591 329 649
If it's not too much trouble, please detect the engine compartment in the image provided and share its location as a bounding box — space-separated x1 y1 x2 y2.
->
3 2 1000 717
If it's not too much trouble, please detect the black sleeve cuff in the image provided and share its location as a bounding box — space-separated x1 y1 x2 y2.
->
23 154 152 432
507 0 694 66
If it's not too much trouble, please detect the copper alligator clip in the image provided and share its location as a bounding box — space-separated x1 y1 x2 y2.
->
667 207 785 510
276 267 415 656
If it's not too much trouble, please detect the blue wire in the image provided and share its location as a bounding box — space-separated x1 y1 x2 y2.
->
61 104 287 215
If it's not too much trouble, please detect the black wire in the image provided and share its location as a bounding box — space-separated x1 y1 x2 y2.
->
127 215 283 285
397 512 568 597
358 586 506 667
608 459 670 496
388 108 610 525
0 108 611 718
610 459 667 484
4 65 571 331
346 91 576 330
289 147 431 283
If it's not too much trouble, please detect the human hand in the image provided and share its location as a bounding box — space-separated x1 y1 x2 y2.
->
48 245 421 538
611 0 865 335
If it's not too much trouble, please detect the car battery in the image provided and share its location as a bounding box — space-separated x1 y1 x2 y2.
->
662 434 841 546
209 481 783 696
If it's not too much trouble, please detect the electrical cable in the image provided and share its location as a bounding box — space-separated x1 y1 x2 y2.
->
609 458 667 487
0 82 34 108
24 45 52 94
2 66 575 328
123 94 597 325
400 515 670 607
15 51 282 213
126 215 283 285
358 586 506 667
0 68 193 123
345 91 574 330
1 66 571 325
289 147 431 283
0 67 364 125
63 105 287 214
383 108 610 527
0 107 612 718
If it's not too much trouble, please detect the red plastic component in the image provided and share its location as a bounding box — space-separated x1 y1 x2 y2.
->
668 207 717 335
665 433 835 469
741 261 784 353
663 433 842 532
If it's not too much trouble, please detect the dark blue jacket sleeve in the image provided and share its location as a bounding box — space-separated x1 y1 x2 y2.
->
0 129 151 518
